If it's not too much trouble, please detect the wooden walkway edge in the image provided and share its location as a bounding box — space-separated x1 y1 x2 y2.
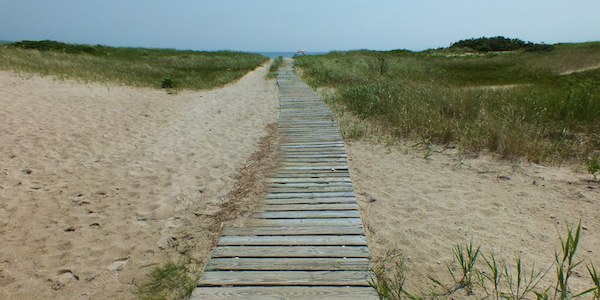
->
192 59 378 299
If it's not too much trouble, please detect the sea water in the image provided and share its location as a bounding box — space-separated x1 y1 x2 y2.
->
255 52 329 59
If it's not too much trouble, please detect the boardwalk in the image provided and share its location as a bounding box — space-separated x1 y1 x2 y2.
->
192 60 377 299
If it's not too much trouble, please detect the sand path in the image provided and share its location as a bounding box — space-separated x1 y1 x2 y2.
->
0 65 280 299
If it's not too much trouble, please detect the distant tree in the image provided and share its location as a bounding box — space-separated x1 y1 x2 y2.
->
450 36 553 52
9 40 101 55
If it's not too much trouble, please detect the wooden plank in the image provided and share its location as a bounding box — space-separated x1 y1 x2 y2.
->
222 225 364 236
269 182 352 187
282 132 340 135
270 172 350 178
212 246 370 258
282 155 347 159
267 186 354 194
252 210 360 219
282 151 347 156
244 218 363 227
204 258 369 271
265 191 355 199
283 161 349 166
260 203 358 211
261 197 357 205
283 157 348 162
198 270 371 287
280 166 348 171
280 141 344 146
191 286 378 299
282 163 349 167
281 144 344 148
217 235 367 246
280 130 341 134
268 177 351 183
283 139 342 142
268 181 353 187
282 148 346 153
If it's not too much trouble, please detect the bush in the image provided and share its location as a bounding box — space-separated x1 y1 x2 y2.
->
9 40 101 55
161 76 176 89
450 36 553 53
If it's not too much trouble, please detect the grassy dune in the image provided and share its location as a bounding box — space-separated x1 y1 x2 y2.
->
0 40 268 90
294 42 600 163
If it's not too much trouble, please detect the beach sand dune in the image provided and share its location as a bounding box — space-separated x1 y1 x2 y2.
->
0 66 280 299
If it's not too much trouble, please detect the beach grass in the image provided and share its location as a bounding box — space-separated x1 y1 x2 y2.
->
133 256 201 300
0 40 268 90
294 42 600 162
266 56 284 79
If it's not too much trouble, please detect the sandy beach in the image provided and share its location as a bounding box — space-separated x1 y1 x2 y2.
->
0 65 280 299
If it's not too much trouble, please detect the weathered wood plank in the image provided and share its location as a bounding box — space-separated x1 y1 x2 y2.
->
283 158 348 163
268 181 353 187
280 166 348 171
267 186 354 194
205 258 369 271
252 210 360 219
279 141 344 146
270 172 350 178
265 191 355 199
269 182 352 187
191 286 378 300
281 144 344 148
198 270 371 287
217 235 367 246
260 197 357 205
282 155 347 160
222 225 364 236
211 245 370 258
260 203 359 211
244 218 363 227
268 177 351 183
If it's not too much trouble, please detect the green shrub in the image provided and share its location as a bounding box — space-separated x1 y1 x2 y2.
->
450 36 554 53
585 155 600 181
133 257 201 300
9 40 100 55
161 76 176 89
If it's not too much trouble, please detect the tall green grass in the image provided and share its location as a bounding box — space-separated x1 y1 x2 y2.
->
295 44 600 162
0 41 268 90
266 56 284 79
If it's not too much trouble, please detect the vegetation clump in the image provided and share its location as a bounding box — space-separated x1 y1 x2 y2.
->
450 36 554 52
9 40 101 55
161 76 176 89
266 56 284 79
133 256 201 300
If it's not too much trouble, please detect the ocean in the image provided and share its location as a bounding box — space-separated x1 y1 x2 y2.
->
254 52 330 59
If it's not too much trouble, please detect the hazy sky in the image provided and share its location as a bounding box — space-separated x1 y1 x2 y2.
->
1 0 598 52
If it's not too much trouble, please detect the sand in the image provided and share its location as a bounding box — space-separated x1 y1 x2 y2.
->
0 65 280 299
347 140 600 298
